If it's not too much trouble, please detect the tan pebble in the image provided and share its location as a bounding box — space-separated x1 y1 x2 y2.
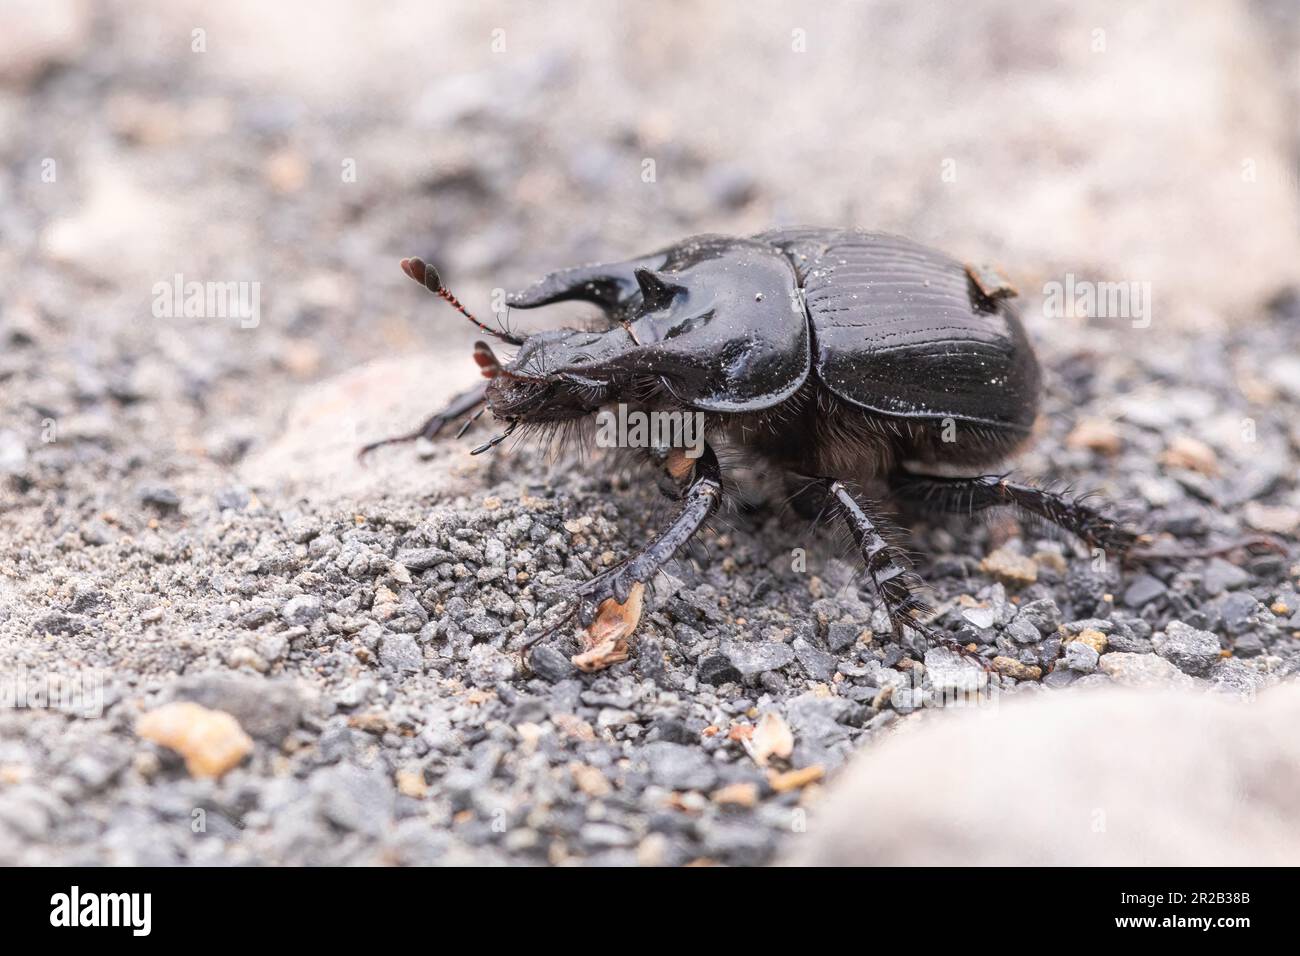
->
396 770 428 798
264 149 308 193
136 702 253 779
980 546 1038 586
1034 550 1068 574
711 782 759 808
1064 628 1108 654
552 713 596 742
991 656 1043 681
768 765 824 792
1244 502 1299 535
1159 435 1219 476
570 763 612 797
637 833 669 867
1066 418 1122 455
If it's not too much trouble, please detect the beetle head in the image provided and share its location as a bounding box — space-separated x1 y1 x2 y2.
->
481 329 633 422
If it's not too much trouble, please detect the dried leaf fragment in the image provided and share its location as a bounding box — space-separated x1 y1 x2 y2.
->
745 711 794 767
572 582 644 673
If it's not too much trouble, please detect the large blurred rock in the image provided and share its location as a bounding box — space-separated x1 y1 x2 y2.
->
783 684 1300 865
240 353 490 502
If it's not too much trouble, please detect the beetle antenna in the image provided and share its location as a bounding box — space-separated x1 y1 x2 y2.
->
400 257 524 346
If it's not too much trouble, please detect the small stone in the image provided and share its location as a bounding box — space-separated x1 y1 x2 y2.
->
136 702 254 779
571 763 612 797
697 653 743 686
1152 621 1221 676
961 605 998 629
580 822 635 848
991 657 1042 681
1064 641 1099 673
1065 628 1108 655
767 765 825 792
1098 652 1196 688
792 637 836 681
1066 418 1122 455
712 781 759 808
314 763 395 836
923 647 987 695
395 547 454 570
979 547 1038 586
1005 619 1043 645
529 644 576 682
720 641 795 678
1159 435 1219 476
551 713 597 742
1243 502 1299 535
1208 658 1269 698
1202 558 1249 595
1122 574 1166 608
826 620 865 653
643 741 717 791
1015 598 1062 635
378 634 423 673
138 484 181 511
281 595 323 626
466 644 518 683
396 769 428 798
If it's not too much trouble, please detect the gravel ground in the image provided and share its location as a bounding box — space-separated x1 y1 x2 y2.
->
2 1 1299 866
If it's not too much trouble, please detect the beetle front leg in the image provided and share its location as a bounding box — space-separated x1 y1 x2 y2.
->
888 472 1138 557
824 481 937 642
572 443 723 624
357 381 488 460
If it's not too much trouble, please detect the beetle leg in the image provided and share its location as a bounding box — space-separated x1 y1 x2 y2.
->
823 481 938 642
356 382 488 460
573 443 723 624
888 472 1138 557
523 443 723 666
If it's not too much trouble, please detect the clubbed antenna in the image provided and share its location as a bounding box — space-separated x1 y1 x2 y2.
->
400 257 524 345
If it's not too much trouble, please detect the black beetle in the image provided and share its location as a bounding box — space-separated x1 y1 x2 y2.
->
362 229 1139 662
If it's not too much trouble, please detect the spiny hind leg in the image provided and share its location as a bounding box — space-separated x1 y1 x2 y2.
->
888 471 1138 557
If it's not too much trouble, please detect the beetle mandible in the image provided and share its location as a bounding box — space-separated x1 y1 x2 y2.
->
361 229 1138 665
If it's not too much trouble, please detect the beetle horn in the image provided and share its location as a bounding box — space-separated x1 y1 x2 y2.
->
634 268 682 312
505 254 665 313
400 257 524 346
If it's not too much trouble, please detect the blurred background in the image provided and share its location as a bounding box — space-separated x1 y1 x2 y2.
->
3 0 1300 867
4 0 1299 469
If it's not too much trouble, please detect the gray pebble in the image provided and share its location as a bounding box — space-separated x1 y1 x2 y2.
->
1152 621 1221 676
281 595 323 626
721 640 795 678
642 741 717 791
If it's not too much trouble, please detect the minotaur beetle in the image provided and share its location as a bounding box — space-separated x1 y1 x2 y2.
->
361 229 1144 664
